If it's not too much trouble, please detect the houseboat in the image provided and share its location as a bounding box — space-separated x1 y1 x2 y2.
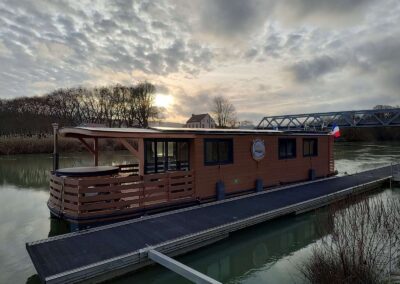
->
48 126 335 227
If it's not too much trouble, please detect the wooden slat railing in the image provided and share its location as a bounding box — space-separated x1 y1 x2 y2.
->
48 170 195 218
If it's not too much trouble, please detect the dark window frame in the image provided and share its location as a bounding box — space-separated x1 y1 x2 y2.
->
278 138 297 160
204 138 234 166
303 138 318 157
144 138 190 174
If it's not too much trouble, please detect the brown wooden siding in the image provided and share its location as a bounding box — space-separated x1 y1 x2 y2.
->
192 134 332 199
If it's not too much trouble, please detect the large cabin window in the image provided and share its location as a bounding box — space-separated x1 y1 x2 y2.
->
144 139 189 174
204 139 233 165
303 138 318 157
279 138 296 159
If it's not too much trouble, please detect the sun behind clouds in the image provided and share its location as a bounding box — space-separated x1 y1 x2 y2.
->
154 94 173 108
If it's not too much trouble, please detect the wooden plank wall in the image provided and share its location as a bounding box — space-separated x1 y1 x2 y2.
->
48 169 195 219
192 134 333 199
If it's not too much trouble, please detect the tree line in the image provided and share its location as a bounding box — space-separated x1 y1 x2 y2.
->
0 82 159 136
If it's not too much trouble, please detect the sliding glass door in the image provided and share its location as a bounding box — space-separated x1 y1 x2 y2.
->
144 139 190 174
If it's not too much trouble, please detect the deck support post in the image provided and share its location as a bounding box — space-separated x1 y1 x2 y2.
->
118 138 144 175
93 138 98 166
52 123 59 171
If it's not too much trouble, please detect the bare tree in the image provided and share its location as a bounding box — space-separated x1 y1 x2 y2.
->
211 96 237 128
133 82 158 128
0 81 160 135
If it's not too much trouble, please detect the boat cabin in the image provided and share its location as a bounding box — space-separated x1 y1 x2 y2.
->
49 126 335 226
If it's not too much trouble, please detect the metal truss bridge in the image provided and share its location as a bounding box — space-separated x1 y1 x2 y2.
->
256 108 400 130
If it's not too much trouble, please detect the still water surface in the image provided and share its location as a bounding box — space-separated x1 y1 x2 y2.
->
0 142 399 283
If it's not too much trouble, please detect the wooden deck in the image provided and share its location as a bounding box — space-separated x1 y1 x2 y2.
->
27 166 392 284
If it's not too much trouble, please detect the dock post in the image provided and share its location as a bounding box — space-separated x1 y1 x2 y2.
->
216 181 225 200
52 123 59 171
255 179 263 192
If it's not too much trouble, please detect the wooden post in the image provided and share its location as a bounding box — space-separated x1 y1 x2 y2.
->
138 139 144 176
93 138 98 166
52 123 59 171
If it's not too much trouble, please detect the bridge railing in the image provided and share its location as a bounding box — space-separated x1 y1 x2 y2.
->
257 108 400 130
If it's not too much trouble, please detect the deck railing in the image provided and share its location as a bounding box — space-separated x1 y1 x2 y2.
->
117 163 140 175
48 169 195 218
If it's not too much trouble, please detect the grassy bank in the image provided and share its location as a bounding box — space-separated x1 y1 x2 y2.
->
0 136 124 155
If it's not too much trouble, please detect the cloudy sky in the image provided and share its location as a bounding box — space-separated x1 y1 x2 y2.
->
0 0 399 123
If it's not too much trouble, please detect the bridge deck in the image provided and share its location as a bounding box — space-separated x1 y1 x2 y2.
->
27 166 392 283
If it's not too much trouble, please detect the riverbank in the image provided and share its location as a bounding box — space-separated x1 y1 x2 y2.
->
0 136 124 155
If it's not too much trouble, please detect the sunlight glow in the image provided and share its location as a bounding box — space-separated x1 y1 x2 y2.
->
154 94 173 108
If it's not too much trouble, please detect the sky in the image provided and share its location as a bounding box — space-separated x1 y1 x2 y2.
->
0 0 399 124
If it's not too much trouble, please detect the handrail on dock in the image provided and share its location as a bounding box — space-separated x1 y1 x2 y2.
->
147 249 221 284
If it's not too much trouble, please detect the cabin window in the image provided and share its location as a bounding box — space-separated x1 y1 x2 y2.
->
144 139 190 174
204 139 233 165
303 138 318 157
278 138 296 159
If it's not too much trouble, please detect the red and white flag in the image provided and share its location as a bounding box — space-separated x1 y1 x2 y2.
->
330 123 340 138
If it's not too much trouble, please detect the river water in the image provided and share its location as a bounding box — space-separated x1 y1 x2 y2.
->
0 142 399 284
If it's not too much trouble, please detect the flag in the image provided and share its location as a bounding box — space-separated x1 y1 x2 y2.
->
330 123 340 138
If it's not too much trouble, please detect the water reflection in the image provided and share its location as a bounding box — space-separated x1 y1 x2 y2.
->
0 155 52 189
48 218 71 238
0 151 137 190
113 213 330 284
334 142 400 175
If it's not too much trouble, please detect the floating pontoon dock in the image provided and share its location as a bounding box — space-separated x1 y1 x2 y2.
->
27 166 393 284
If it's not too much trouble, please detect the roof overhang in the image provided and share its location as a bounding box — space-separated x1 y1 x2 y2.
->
59 127 196 139
59 126 329 139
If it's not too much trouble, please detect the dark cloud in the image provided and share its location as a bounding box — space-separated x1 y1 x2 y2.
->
289 55 344 82
275 0 375 26
196 0 272 39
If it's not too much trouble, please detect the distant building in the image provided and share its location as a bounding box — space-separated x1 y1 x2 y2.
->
186 113 216 128
149 121 185 128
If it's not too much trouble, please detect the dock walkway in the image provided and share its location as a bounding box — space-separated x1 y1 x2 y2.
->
27 166 392 283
